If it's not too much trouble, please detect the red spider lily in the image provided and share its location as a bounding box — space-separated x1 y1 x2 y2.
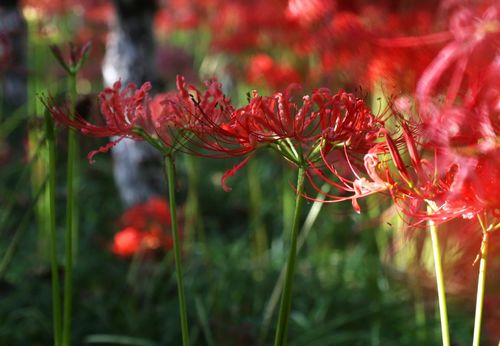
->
246 54 301 90
230 86 383 156
50 42 92 74
209 0 299 53
416 4 500 150
411 4 500 221
301 93 387 213
306 142 389 214
160 75 384 191
368 123 489 224
120 197 171 230
155 75 246 157
223 85 384 190
286 0 335 26
111 227 143 257
112 198 176 257
45 80 168 162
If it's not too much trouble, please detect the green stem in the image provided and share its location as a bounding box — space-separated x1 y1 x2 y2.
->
62 72 78 346
261 183 330 343
45 110 62 346
428 216 450 346
274 166 306 346
28 16 51 262
164 155 190 346
472 228 489 346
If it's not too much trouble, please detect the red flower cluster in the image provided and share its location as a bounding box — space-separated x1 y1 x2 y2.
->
306 3 500 225
46 80 169 162
247 54 301 90
49 72 384 195
111 197 175 257
411 4 500 221
158 76 384 190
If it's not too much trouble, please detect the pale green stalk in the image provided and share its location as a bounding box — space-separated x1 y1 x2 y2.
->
164 155 190 346
45 110 62 346
427 211 450 346
274 166 306 346
261 183 330 342
62 71 78 346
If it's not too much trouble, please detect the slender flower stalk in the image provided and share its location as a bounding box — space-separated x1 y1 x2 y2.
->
472 216 490 346
48 42 91 346
427 205 450 346
46 74 193 345
164 154 190 346
44 105 62 346
274 165 306 346
62 70 77 346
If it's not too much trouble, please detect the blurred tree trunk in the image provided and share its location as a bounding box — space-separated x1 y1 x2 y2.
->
0 0 27 110
103 0 165 207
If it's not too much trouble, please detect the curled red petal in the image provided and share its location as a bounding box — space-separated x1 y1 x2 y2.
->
87 136 125 164
221 155 253 192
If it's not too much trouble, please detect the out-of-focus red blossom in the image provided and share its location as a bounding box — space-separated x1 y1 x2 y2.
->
22 0 109 17
246 54 301 90
0 34 11 76
155 0 206 34
298 2 446 88
416 4 500 149
412 4 500 219
50 42 92 73
82 0 113 23
313 2 500 222
0 139 11 167
111 227 142 257
286 0 335 26
121 197 171 230
209 0 299 53
151 0 448 90
155 45 196 83
111 198 176 257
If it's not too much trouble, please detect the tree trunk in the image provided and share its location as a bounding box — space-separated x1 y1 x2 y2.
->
0 0 27 110
103 0 165 207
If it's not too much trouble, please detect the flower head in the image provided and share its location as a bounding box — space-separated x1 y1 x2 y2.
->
111 227 143 257
111 198 176 257
50 41 92 75
45 80 167 162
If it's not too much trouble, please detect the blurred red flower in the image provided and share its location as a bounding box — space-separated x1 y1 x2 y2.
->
111 198 176 257
111 227 143 257
0 34 11 76
247 54 301 90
